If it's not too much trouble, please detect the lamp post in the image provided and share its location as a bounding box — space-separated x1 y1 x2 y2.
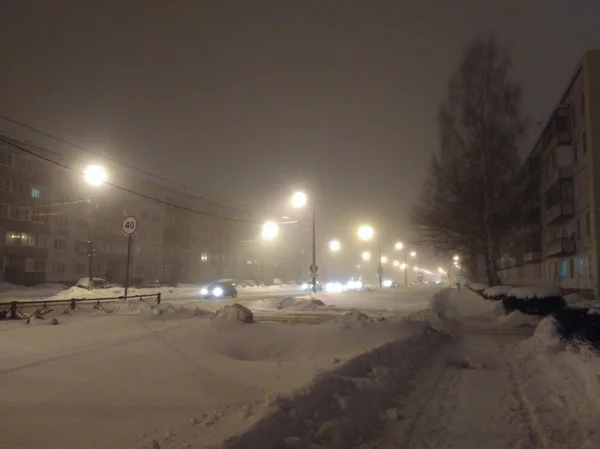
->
83 165 107 290
261 221 278 285
291 191 319 293
358 225 382 288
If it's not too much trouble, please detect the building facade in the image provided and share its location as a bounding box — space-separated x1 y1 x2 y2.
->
499 49 600 295
0 136 259 286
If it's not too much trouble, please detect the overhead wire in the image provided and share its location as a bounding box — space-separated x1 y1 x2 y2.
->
0 113 255 211
0 136 298 226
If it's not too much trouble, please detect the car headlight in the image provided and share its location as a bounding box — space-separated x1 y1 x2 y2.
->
346 280 356 289
301 283 309 290
325 282 343 293
382 280 392 288
355 280 363 289
212 287 224 297
200 288 208 295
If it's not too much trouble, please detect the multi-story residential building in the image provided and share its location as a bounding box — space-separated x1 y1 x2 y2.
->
0 135 257 286
499 49 600 295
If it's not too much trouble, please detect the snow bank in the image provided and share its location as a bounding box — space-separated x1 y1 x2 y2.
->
498 310 541 327
215 303 254 323
507 285 562 300
483 285 512 298
468 283 489 292
565 292 589 305
0 282 68 301
246 297 327 312
512 319 600 448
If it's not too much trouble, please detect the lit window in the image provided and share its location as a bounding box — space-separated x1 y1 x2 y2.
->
31 188 41 198
560 260 568 278
578 257 584 277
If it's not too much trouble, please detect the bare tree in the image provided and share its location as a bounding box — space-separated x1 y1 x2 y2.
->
411 34 527 286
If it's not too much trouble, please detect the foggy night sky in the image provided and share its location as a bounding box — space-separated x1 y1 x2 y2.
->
1 0 600 240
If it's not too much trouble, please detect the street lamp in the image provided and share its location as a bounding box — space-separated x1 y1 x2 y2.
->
380 256 388 264
453 254 460 261
362 251 371 261
290 191 308 209
395 242 404 250
84 165 107 186
329 239 341 252
410 251 417 258
83 165 107 290
262 221 279 240
357 225 374 241
393 260 400 267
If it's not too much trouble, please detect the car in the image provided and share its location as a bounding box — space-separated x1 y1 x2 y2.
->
300 280 323 291
200 280 238 299
76 277 112 289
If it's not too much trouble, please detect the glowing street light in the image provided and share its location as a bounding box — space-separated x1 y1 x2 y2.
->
393 260 400 267
410 251 417 258
262 221 279 240
84 165 107 186
329 239 341 252
400 263 406 270
362 251 371 261
357 225 374 241
395 242 404 250
290 191 308 209
453 254 460 261
381 256 388 264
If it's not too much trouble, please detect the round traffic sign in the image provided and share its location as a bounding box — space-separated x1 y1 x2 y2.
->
309 264 318 274
122 216 138 236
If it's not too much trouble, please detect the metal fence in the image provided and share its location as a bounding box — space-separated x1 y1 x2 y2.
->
0 293 161 320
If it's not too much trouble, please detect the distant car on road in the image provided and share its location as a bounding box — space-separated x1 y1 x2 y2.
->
76 277 112 289
200 280 238 299
300 280 323 291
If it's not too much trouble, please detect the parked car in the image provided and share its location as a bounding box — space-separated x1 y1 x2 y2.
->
76 277 112 289
200 280 238 299
300 280 323 291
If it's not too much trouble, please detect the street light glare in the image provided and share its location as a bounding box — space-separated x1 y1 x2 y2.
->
393 260 400 267
395 242 404 250
410 251 417 257
381 256 388 264
453 254 460 261
261 221 279 240
290 191 308 208
400 263 407 270
329 239 341 252
362 251 371 261
84 165 107 186
357 225 374 241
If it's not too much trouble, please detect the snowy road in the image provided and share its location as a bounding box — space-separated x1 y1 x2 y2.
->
2 288 599 448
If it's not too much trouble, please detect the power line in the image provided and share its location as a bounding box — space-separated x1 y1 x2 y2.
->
0 113 252 211
0 136 297 226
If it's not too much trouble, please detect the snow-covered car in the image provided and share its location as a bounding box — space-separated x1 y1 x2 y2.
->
200 280 238 299
76 277 112 289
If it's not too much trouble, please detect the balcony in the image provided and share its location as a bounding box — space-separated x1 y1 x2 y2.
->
544 164 574 194
523 250 542 263
546 237 576 257
545 199 574 225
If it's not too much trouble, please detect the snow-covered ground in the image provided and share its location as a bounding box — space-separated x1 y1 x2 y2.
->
0 282 304 303
2 286 600 448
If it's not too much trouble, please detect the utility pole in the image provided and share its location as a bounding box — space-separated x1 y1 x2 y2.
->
377 241 383 288
311 209 317 293
404 250 408 287
87 199 94 290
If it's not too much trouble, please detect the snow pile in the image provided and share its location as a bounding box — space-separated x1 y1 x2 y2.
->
335 309 371 326
0 282 68 302
215 303 254 323
498 310 541 327
507 285 562 300
565 292 589 305
512 319 600 448
0 282 28 293
482 285 512 298
247 296 327 312
25 315 59 325
468 283 489 292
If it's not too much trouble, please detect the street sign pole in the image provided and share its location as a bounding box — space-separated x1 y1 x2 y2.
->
121 216 138 300
124 235 132 299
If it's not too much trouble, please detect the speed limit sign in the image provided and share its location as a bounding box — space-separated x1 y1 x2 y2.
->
122 216 138 236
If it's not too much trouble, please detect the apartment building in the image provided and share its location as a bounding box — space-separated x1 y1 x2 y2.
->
499 49 600 295
0 135 255 286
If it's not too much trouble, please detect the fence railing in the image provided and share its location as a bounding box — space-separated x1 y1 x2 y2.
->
0 293 161 320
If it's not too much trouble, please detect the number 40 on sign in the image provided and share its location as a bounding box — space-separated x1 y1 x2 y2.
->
122 216 138 236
